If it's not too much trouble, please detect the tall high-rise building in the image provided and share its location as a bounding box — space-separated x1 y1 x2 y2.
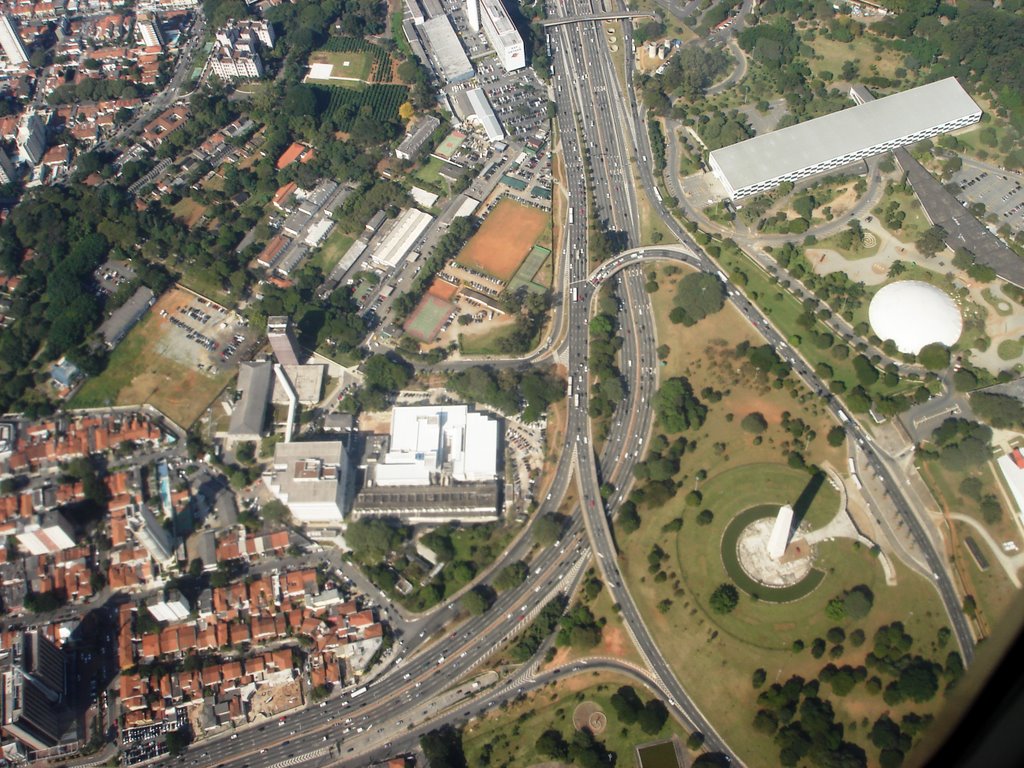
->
0 632 66 752
479 0 524 72
0 148 15 185
467 0 480 32
17 113 45 166
267 316 302 366
0 14 29 66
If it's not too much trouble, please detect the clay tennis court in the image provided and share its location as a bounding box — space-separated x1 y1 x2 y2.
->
427 278 459 301
456 198 548 282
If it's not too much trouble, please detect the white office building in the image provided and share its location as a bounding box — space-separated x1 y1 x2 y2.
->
467 0 480 32
0 15 28 66
479 0 525 72
708 78 982 199
376 405 498 486
265 441 355 526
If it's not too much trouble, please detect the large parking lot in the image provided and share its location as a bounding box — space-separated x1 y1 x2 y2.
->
441 1 548 140
951 160 1024 235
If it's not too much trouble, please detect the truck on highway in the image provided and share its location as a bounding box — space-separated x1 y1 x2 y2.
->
837 409 850 424
567 375 574 399
716 269 728 283
653 188 662 203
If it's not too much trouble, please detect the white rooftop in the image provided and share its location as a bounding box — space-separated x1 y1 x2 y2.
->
465 87 504 142
377 404 498 485
868 280 962 355
709 78 981 194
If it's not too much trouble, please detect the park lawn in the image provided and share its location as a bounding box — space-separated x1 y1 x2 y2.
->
315 229 356 273
543 570 647 673
170 197 207 228
875 184 932 242
951 519 1018 640
815 230 882 261
917 458 1020 636
712 245 910 398
618 270 957 763
462 672 692 767
459 322 519 356
71 312 232 428
808 32 904 81
415 157 446 187
638 182 673 247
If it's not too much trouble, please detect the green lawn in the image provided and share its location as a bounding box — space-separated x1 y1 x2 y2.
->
307 49 373 88
715 243 911 398
315 229 355 273
415 157 446 187
617 268 954 765
462 673 692 767
459 323 519 356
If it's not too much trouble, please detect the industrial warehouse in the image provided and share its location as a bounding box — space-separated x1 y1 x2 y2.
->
708 77 982 199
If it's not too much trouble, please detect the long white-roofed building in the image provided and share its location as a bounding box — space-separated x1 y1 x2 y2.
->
479 0 525 72
420 15 475 83
463 87 504 142
708 78 982 199
353 404 501 523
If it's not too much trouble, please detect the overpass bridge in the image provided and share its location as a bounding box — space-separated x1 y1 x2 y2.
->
541 12 655 27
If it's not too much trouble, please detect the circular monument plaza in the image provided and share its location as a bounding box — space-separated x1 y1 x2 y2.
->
721 505 826 602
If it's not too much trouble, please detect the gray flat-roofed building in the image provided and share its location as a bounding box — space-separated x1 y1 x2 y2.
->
709 78 982 199
352 482 499 524
396 115 441 160
420 16 474 84
97 286 155 348
228 361 273 442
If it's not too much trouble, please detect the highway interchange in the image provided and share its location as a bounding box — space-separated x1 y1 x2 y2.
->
165 2 976 766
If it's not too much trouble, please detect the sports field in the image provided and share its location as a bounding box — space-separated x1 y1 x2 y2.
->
507 244 550 294
456 198 548 282
435 131 465 159
428 278 459 302
405 292 454 342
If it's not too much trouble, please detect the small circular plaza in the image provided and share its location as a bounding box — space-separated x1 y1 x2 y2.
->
720 505 826 602
735 516 814 587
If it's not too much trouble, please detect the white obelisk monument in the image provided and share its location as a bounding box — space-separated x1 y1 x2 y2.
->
767 504 794 561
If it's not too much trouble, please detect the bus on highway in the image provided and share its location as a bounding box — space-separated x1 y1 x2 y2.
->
567 375 573 399
571 286 579 302
653 188 662 203
350 686 368 698
568 207 574 225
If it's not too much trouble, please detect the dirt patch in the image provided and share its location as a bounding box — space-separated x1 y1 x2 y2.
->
732 395 788 426
572 701 607 735
600 624 628 658
249 678 303 721
457 198 548 282
357 410 392 435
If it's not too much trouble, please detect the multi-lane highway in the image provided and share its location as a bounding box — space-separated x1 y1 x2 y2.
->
165 2 976 766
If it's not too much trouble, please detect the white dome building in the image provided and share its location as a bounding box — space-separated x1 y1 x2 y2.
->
868 280 962 355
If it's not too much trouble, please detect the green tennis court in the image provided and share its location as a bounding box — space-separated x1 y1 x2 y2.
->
404 293 454 342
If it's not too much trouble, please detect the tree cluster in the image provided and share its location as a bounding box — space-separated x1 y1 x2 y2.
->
670 272 726 326
653 376 708 433
447 365 563 422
